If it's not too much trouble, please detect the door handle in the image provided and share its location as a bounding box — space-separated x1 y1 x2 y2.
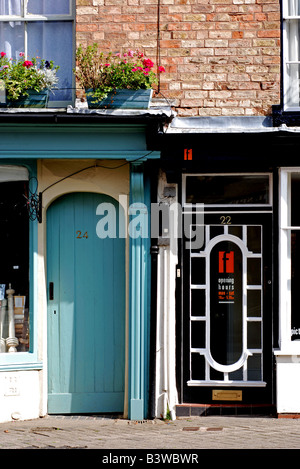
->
49 282 54 300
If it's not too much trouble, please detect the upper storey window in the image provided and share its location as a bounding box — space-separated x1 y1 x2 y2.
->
283 0 300 110
0 0 74 106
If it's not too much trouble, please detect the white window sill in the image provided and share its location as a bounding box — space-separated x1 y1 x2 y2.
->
283 106 300 112
274 345 300 356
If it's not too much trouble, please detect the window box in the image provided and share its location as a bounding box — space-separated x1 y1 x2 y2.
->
85 89 153 110
6 89 49 108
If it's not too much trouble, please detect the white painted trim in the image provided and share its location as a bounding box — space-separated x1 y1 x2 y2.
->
205 233 254 374
184 210 273 214
189 227 264 383
187 380 266 387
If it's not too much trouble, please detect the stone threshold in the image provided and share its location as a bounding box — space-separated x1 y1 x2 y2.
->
176 404 277 417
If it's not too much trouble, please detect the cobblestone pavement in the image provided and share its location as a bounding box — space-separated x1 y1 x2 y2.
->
0 414 299 450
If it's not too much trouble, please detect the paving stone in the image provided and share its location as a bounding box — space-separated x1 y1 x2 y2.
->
0 415 300 450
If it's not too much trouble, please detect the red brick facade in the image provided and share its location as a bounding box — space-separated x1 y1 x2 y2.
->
76 0 281 117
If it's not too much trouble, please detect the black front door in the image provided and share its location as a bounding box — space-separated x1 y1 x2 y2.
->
179 175 274 407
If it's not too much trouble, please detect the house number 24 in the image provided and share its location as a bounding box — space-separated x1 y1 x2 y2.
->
76 230 88 239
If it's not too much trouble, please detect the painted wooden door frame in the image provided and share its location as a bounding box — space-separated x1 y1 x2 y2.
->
128 162 151 421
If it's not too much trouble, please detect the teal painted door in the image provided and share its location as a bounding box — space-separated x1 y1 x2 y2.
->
47 192 126 414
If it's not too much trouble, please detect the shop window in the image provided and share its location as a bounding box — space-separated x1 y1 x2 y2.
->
279 169 300 345
0 0 75 106
283 1 300 110
0 166 29 353
290 174 300 340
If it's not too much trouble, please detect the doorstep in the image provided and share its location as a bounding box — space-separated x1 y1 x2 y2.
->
176 404 277 417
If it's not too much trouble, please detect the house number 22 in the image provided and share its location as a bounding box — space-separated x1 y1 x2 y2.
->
220 216 231 225
76 231 88 239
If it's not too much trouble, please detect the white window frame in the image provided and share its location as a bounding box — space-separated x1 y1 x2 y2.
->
282 2 300 111
279 168 300 353
0 0 75 107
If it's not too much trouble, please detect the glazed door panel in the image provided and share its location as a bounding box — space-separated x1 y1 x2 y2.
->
47 193 125 414
181 212 273 405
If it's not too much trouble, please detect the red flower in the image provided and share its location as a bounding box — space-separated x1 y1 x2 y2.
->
0 52 6 57
23 60 33 68
143 58 154 69
158 66 166 73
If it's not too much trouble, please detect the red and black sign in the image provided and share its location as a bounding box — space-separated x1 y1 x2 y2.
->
218 250 234 303
219 251 234 273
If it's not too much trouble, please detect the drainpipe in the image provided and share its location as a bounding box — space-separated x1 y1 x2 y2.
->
163 248 169 418
164 245 177 421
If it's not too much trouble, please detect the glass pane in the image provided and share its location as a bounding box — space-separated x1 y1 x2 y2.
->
228 225 243 239
191 353 205 381
286 20 300 108
191 289 205 317
288 0 300 16
210 225 224 239
291 231 300 340
27 0 70 15
185 175 270 205
229 368 243 381
286 64 300 109
210 367 223 381
291 174 300 225
248 354 262 381
28 21 73 102
0 22 25 60
287 21 300 61
247 258 261 285
189 223 205 252
0 180 30 353
191 257 205 285
191 321 205 348
0 0 22 16
247 290 261 318
247 322 261 349
247 225 261 253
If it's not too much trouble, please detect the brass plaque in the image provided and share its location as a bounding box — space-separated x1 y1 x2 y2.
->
212 390 242 401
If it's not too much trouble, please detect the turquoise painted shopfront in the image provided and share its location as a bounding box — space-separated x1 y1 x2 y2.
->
0 117 163 421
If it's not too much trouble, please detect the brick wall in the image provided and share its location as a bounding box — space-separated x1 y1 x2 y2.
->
76 0 281 117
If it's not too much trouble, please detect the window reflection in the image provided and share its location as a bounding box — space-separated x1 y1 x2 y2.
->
288 0 300 16
0 179 29 353
185 175 270 205
291 231 300 340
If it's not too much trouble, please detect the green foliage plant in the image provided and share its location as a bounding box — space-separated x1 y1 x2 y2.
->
74 44 165 102
0 52 59 101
